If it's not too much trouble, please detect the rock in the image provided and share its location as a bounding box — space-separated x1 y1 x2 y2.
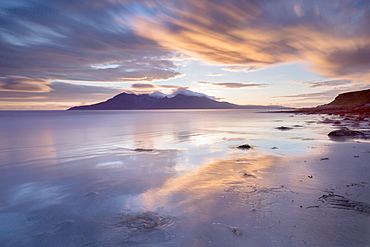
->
134 148 154 152
276 126 293 131
319 118 336 124
237 144 252 150
328 127 366 138
242 172 256 178
231 229 243 236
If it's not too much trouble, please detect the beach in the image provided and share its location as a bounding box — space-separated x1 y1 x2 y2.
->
0 110 369 246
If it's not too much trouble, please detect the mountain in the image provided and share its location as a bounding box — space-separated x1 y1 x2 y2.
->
67 89 286 110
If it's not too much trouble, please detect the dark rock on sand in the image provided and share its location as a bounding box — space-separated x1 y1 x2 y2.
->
231 228 244 236
134 148 154 152
242 172 256 178
319 118 336 124
236 144 252 150
328 127 366 138
276 126 293 131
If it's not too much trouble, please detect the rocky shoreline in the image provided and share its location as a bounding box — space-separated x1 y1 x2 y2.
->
282 104 370 116
273 104 370 140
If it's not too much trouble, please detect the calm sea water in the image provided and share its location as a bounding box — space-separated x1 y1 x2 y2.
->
0 110 368 246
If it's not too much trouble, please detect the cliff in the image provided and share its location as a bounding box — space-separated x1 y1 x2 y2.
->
286 88 370 115
326 89 370 107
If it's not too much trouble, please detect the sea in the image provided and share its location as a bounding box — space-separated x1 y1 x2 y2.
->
0 110 369 246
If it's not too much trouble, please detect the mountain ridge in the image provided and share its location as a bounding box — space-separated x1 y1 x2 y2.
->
67 90 286 110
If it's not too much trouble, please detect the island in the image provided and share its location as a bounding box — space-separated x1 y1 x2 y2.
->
67 88 287 110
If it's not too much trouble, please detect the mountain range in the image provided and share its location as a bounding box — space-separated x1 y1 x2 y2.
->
68 88 286 110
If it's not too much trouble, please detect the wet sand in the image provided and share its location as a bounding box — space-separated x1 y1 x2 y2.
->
122 141 370 247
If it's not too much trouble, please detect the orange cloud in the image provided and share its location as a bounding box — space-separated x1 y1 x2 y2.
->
133 1 370 83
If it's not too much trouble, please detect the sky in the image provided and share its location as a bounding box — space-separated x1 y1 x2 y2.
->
0 0 369 110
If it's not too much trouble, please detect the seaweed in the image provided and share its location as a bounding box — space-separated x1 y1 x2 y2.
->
107 212 176 245
319 193 370 216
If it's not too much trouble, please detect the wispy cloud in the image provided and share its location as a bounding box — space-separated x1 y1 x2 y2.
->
0 0 368 107
273 84 370 102
0 1 183 86
197 81 267 88
134 0 370 82
0 76 52 92
300 79 353 88
207 73 224 76
221 66 265 73
0 82 122 104
131 83 157 89
131 83 181 90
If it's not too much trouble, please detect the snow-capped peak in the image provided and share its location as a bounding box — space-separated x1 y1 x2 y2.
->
167 88 216 100
147 88 217 100
148 91 166 99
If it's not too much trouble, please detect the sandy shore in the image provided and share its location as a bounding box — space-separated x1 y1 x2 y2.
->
115 138 369 246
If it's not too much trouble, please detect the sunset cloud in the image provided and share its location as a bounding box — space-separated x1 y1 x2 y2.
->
273 84 370 102
0 82 121 103
0 0 368 108
301 79 353 88
221 66 265 73
0 76 52 92
134 0 370 82
131 83 181 90
197 81 267 88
